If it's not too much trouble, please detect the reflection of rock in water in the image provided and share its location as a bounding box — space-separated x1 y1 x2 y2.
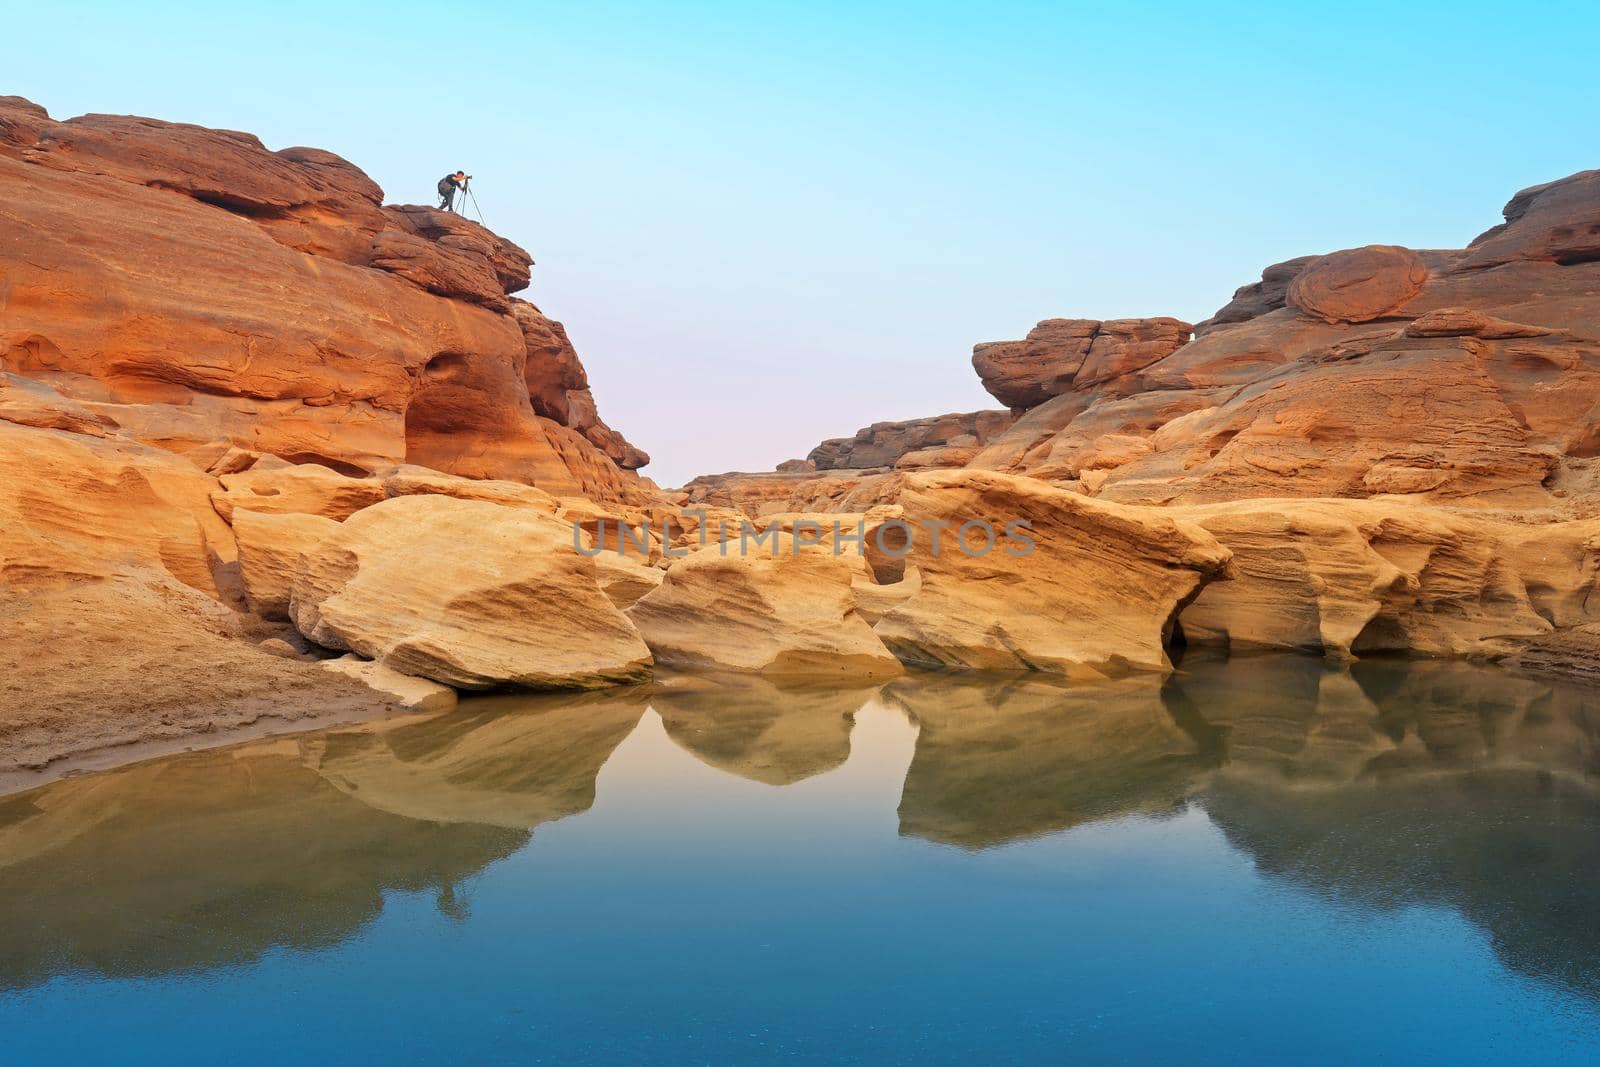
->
0 744 526 991
0 688 651 992
888 672 1220 849
1165 653 1600 787
1204 772 1600 1002
1163 652 1396 783
1351 658 1600 781
304 687 651 827
651 673 881 785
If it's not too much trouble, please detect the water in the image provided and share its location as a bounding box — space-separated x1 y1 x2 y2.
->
2 654 1598 1064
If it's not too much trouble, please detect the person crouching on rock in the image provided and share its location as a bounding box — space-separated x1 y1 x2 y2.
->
437 170 470 212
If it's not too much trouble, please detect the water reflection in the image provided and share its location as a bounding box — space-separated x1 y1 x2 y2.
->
652 673 875 786
0 654 1596 1009
888 672 1219 848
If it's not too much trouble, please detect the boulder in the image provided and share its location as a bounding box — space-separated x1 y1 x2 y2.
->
319 656 458 714
0 421 401 774
1195 255 1319 333
869 471 1233 676
1285 244 1430 324
289 495 652 690
233 509 341 619
626 542 903 677
591 550 666 610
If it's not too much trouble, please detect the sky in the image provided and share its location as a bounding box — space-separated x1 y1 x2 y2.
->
8 1 1598 486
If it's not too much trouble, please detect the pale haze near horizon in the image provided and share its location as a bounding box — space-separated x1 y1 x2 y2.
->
8 1 1596 487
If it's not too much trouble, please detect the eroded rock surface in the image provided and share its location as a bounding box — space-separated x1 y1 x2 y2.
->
0 96 649 503
628 542 903 677
869 471 1233 676
290 495 653 690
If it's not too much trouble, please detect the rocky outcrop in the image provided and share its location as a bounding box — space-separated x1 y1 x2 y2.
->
1195 256 1318 334
0 420 406 775
320 656 459 714
513 302 649 470
289 495 653 690
807 410 1014 471
972 317 1194 409
627 542 903 677
868 471 1233 676
1460 169 1600 269
681 469 892 517
1172 499 1600 660
0 96 649 502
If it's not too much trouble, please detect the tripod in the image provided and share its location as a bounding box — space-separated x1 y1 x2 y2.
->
460 179 487 227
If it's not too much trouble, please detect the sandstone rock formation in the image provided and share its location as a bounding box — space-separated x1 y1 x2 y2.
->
1171 499 1600 660
0 96 649 502
709 169 1599 528
627 542 903 677
289 495 653 689
0 419 406 776
513 302 649 470
807 410 1014 471
5 92 1600 787
234 510 342 619
321 656 459 714
1284 245 1431 324
972 317 1194 409
1459 168 1600 269
0 96 671 777
868 471 1233 676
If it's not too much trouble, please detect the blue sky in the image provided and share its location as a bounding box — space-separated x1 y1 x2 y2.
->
9 1 1597 485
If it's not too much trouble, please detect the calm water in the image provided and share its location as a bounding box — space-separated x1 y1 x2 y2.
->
2 654 1599 1064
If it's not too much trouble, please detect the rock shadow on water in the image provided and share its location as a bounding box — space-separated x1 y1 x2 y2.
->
0 686 652 992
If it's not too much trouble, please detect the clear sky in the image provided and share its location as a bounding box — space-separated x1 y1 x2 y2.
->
9 1 1597 485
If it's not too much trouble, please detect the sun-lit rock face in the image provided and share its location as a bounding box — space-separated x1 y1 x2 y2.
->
0 419 409 776
867 470 1234 677
0 95 650 503
290 495 654 690
964 186 1600 508
1172 499 1600 660
627 540 904 678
